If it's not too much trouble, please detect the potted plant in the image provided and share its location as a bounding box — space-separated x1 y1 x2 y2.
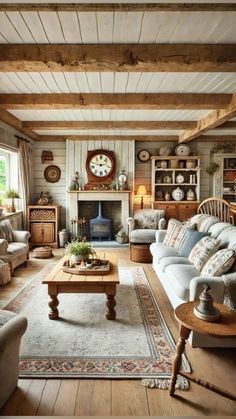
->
65 240 96 264
4 188 20 213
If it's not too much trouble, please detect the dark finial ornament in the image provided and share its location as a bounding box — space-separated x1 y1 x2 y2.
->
193 283 221 322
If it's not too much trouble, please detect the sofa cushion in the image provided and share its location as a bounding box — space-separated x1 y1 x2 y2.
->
208 222 233 238
189 214 214 231
188 236 220 271
163 218 195 250
150 242 179 261
134 209 165 229
216 227 236 247
179 230 210 257
130 229 156 244
7 242 28 255
165 263 200 300
197 216 219 233
159 256 192 272
201 249 235 277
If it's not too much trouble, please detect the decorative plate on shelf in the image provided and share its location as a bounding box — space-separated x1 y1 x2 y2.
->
175 144 190 156
176 174 184 184
159 146 171 156
137 149 151 162
172 187 185 201
44 165 61 183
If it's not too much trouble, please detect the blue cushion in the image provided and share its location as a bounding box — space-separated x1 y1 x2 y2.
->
179 229 210 257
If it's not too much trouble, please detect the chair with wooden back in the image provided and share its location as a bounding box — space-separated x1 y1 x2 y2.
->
197 197 232 223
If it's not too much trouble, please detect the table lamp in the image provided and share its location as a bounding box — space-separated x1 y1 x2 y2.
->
136 185 148 209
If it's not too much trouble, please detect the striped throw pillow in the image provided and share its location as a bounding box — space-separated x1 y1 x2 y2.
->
163 218 195 250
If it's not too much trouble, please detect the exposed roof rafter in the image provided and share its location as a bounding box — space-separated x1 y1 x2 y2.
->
0 3 236 12
0 93 232 110
1 44 236 72
179 94 236 143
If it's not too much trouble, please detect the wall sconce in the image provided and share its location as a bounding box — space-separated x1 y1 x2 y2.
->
136 185 148 209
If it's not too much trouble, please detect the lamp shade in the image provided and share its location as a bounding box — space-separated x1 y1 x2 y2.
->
136 185 148 196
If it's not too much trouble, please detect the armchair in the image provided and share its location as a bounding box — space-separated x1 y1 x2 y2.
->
0 219 30 276
0 309 27 408
127 209 166 262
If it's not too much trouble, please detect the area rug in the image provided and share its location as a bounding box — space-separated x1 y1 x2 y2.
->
4 264 190 388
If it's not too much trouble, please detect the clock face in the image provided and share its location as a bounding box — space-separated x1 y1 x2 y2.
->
86 149 116 184
89 153 113 177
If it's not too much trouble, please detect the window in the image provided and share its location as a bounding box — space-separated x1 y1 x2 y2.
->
0 148 18 196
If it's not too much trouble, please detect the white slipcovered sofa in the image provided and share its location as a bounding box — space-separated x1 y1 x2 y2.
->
0 220 30 276
150 214 236 348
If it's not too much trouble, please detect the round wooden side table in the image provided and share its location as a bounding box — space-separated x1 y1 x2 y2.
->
170 301 236 400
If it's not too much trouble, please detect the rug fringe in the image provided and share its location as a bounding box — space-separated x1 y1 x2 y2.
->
142 376 190 390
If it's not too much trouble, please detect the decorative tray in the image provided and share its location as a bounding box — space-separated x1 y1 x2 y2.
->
62 259 111 275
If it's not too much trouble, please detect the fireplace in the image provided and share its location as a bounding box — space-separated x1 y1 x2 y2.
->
67 190 131 237
90 201 111 240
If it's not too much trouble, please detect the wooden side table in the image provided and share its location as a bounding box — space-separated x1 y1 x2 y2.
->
170 301 236 400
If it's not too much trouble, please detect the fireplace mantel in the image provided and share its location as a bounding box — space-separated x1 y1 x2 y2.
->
66 190 131 233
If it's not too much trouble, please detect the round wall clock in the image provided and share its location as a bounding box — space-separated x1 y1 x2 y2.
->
86 149 116 183
137 149 151 162
44 165 61 183
175 144 190 156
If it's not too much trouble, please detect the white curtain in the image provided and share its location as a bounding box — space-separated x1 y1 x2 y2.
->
18 139 31 229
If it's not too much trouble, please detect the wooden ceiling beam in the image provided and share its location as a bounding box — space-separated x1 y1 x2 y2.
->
1 44 236 72
34 135 179 142
22 120 197 130
0 109 39 141
0 3 236 12
0 93 231 110
179 94 236 143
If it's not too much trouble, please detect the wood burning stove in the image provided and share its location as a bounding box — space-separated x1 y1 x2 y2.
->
90 201 111 240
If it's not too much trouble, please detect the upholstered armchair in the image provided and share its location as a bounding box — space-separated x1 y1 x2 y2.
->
0 309 27 409
0 220 30 276
127 209 166 245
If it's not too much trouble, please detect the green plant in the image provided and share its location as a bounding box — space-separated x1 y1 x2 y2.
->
4 188 20 199
206 162 220 175
65 240 96 259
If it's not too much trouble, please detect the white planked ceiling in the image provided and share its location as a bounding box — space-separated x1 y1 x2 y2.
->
0 11 236 44
0 6 236 140
0 72 236 94
9 109 209 121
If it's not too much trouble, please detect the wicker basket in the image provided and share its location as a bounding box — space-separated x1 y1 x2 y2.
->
33 246 53 259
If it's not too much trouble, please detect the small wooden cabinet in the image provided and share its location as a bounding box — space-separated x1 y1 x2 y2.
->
27 205 61 248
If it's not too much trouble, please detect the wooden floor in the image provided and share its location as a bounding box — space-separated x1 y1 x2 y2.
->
0 248 236 416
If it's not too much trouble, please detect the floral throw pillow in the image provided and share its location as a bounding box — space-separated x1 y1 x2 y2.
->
201 249 235 277
188 236 220 271
163 218 195 250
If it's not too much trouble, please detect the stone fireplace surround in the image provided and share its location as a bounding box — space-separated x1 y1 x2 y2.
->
66 191 131 238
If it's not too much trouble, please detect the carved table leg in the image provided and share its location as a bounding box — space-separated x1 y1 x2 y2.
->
105 294 116 320
169 325 191 396
48 294 59 319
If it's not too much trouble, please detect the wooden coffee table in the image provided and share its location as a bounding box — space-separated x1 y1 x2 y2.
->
170 301 236 400
43 253 119 321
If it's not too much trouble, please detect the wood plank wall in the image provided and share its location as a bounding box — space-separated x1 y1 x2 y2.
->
32 141 67 226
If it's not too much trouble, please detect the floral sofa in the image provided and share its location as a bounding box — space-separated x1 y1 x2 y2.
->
150 214 236 348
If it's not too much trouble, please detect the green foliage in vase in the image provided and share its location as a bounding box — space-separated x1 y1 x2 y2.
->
4 188 20 199
65 240 96 258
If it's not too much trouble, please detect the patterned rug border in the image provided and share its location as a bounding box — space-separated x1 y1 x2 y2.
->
4 264 191 379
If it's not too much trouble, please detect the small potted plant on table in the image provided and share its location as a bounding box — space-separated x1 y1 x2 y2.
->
65 240 96 265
